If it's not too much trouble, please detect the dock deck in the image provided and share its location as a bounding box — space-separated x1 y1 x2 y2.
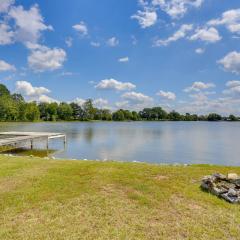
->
0 132 66 150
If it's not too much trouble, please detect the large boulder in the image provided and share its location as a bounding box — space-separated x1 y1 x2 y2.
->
201 173 240 203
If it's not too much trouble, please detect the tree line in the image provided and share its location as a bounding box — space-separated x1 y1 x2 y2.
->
0 84 239 122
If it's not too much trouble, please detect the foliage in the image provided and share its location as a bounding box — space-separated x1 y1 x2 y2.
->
24 102 40 121
0 83 239 122
207 113 222 121
57 103 73 121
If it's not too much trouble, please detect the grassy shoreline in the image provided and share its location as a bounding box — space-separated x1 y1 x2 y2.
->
0 155 240 239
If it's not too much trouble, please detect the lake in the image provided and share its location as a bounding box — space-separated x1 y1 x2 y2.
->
0 121 239 166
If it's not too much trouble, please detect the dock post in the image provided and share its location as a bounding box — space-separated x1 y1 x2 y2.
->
30 140 33 150
64 135 66 147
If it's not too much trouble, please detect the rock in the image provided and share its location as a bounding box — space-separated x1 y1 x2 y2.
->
221 193 239 203
213 173 226 180
228 188 237 197
201 173 240 204
227 173 239 180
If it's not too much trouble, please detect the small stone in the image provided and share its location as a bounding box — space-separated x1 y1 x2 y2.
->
233 179 240 187
213 173 226 180
227 173 239 180
221 193 238 203
228 188 238 197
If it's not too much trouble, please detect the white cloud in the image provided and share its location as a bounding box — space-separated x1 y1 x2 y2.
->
152 0 204 19
157 90 176 100
226 80 240 88
189 92 208 101
131 35 138 45
65 37 73 47
223 80 240 96
184 81 215 92
115 101 129 109
0 59 15 72
9 4 53 43
16 81 50 96
38 95 58 103
177 96 240 115
189 27 221 43
72 21 88 36
27 44 67 72
218 51 240 75
73 97 86 106
93 98 109 108
153 24 193 46
0 0 14 13
106 37 119 47
118 91 154 110
90 41 100 47
131 8 157 28
208 9 240 34
0 23 14 45
60 71 73 77
118 57 129 62
72 97 110 109
122 91 153 104
195 48 205 54
95 79 136 91
138 0 148 7
15 81 58 103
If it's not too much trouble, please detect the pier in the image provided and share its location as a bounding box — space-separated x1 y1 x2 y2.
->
0 132 66 151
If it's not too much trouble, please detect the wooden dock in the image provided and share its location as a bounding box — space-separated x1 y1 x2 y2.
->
0 132 66 151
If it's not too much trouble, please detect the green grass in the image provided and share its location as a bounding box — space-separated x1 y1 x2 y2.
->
0 156 240 239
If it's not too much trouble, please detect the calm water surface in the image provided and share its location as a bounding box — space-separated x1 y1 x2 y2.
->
0 122 239 166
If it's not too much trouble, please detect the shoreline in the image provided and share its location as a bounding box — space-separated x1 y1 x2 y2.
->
2 153 240 168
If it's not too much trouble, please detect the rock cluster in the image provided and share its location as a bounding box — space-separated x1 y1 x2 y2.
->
201 173 240 203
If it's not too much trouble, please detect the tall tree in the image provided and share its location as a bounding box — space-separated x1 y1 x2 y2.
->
82 99 96 120
25 102 40 121
57 103 73 120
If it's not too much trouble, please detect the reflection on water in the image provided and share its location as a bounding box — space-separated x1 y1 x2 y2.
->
3 148 55 158
0 121 240 166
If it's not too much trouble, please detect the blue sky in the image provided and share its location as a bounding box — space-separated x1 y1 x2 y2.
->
0 0 240 115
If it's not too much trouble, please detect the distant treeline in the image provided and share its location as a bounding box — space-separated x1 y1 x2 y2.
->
0 84 239 122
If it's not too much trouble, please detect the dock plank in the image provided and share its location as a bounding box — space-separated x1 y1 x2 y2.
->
0 132 66 149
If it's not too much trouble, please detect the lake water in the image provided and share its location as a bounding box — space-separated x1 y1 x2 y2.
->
0 122 240 166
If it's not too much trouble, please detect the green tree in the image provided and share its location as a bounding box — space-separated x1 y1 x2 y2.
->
139 108 152 120
207 113 222 121
47 103 58 121
112 110 125 121
101 109 112 121
0 84 10 97
38 102 49 120
11 93 24 102
57 103 73 120
132 111 139 121
0 95 18 121
229 114 238 121
152 107 168 120
25 102 40 121
168 111 182 121
123 110 133 120
83 99 96 120
70 103 83 120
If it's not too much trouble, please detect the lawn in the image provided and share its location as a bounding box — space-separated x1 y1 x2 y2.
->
0 156 240 240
